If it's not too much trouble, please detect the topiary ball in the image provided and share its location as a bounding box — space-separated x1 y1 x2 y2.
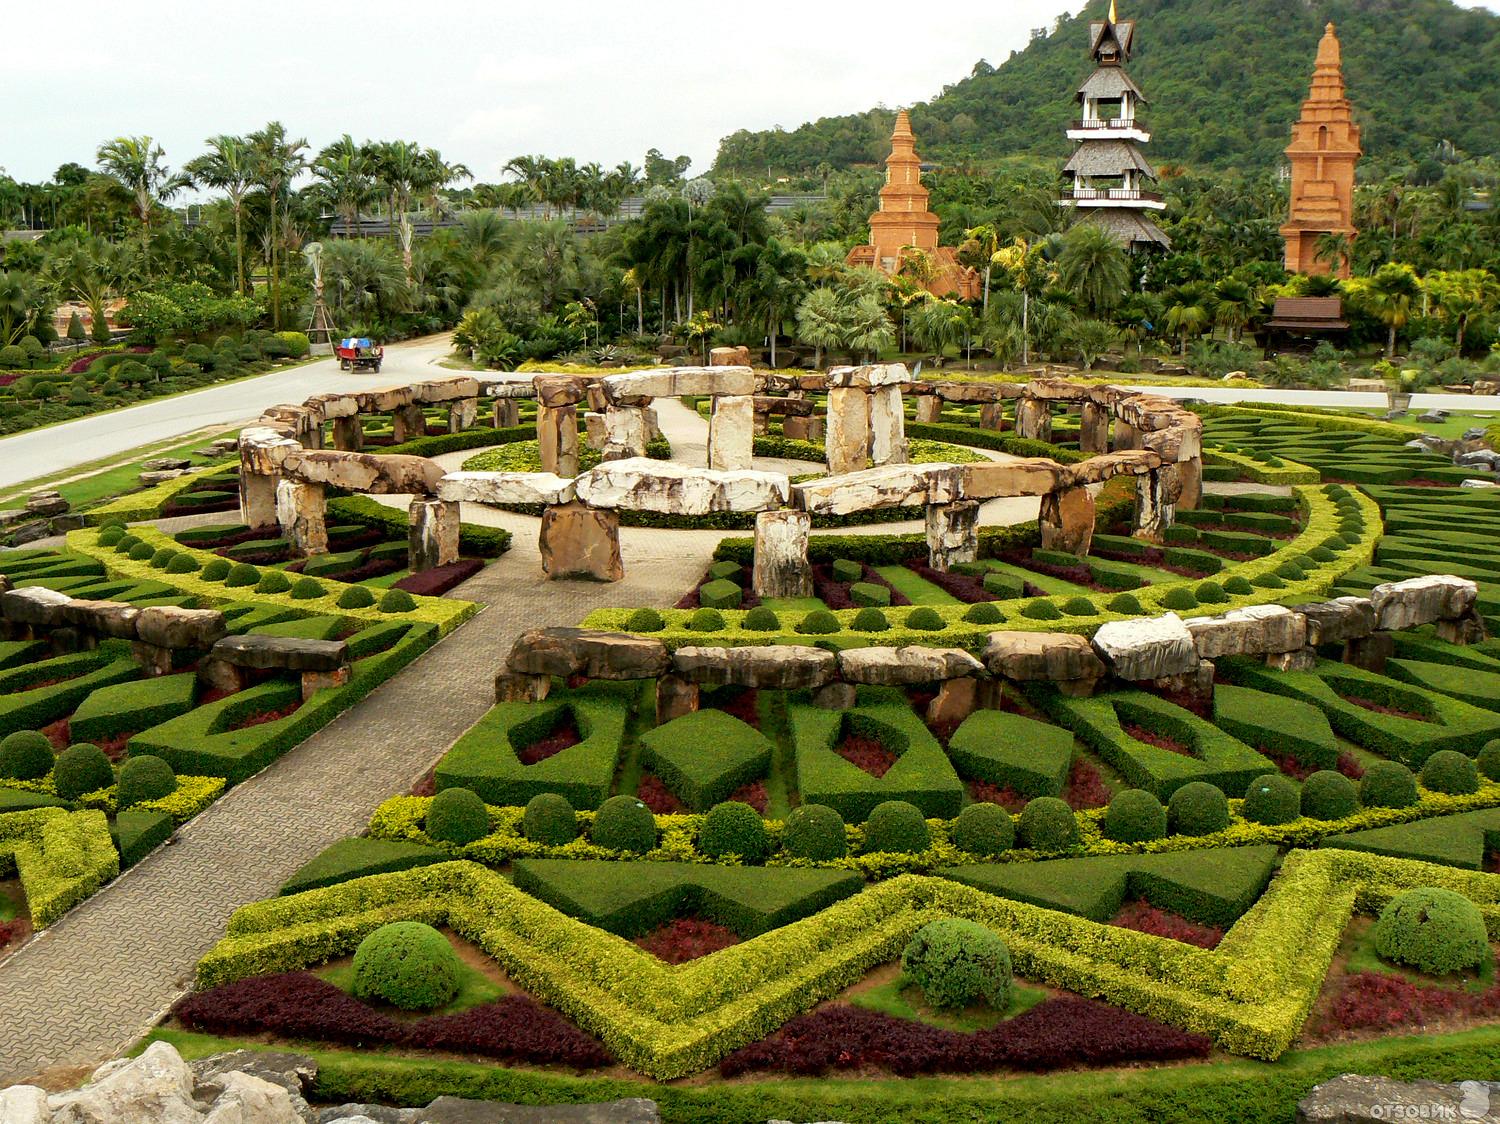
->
1478 740 1500 782
1061 597 1097 617
283 578 324 601
165 553 200 575
1373 887 1491 977
905 607 944 631
1021 600 1063 620
379 588 417 613
698 801 770 862
1222 576 1254 596
626 607 666 633
337 585 376 609
223 562 260 588
1160 587 1199 611
53 743 114 801
1195 581 1228 604
796 609 841 635
782 804 847 860
1361 760 1419 809
1168 781 1229 836
951 803 1014 856
591 794 656 853
522 793 577 846
352 921 462 1010
851 607 890 632
1107 593 1144 615
149 547 177 569
426 787 490 845
0 730 55 781
962 602 1005 625
97 525 125 547
1103 788 1167 843
862 800 930 854
902 918 1013 1010
1241 774 1301 825
1300 770 1360 820
114 533 142 554
742 606 781 632
254 570 292 594
682 607 722 633
116 755 177 809
1019 796 1079 853
1420 750 1480 796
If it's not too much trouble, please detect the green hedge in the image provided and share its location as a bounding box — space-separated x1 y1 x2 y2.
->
946 710 1073 796
0 645 141 738
1321 807 1500 869
0 807 119 926
112 807 174 867
280 837 447 896
69 672 197 744
1212 684 1340 770
639 710 773 812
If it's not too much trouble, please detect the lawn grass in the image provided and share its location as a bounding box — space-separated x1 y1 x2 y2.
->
0 428 239 510
0 881 21 923
873 566 962 605
979 558 1095 597
1347 407 1497 441
759 596 827 615
849 972 1049 1033
1340 916 1496 996
316 954 506 1016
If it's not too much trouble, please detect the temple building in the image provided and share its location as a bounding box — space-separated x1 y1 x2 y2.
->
846 110 980 300
1057 0 1169 250
1281 23 1361 278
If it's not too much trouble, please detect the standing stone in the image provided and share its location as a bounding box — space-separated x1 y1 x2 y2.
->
408 498 460 572
979 402 1005 431
331 415 363 452
753 510 813 599
275 479 328 556
656 674 700 723
584 412 608 451
1132 468 1175 542
783 415 825 443
1015 398 1052 442
707 394 755 470
826 387 870 475
869 384 908 466
1114 418 1139 451
603 406 649 462
447 398 477 434
643 406 662 443
239 469 279 529
915 396 943 424
539 500 623 582
538 404 581 478
926 500 979 571
1039 485 1096 556
1175 456 1203 512
391 404 427 444
1080 400 1111 453
927 678 979 727
493 397 521 428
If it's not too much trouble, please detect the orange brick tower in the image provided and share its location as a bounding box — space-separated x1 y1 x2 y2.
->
1281 23 1362 277
846 111 979 300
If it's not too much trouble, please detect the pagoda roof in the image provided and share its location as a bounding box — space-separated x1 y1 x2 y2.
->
1078 67 1144 102
1064 139 1156 177
1088 18 1135 60
1266 297 1348 331
1079 208 1170 250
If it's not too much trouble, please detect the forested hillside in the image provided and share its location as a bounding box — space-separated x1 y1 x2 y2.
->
714 0 1500 175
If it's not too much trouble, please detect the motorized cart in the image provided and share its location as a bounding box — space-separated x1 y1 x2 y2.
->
335 337 384 373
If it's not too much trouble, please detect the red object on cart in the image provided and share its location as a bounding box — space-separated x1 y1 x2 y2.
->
335 337 384 372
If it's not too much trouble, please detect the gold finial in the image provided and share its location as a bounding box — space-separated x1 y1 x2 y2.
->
1109 0 1118 23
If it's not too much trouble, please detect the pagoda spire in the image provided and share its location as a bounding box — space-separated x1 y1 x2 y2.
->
1109 0 1118 24
1281 22 1361 277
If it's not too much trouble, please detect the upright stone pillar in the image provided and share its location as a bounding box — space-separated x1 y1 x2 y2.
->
493 398 521 428
925 500 979 571
275 479 328 556
642 406 661 443
1039 485 1096 556
1015 398 1052 442
708 395 755 471
408 498 460 572
602 406 648 462
1132 468 1176 542
656 674 700 723
539 501 623 582
979 403 1005 431
868 385 908 466
1114 419 1139 451
447 398 477 434
239 470 279 530
1079 401 1111 454
752 510 813 599
295 412 323 450
331 416 364 452
915 395 943 424
583 412 608 452
825 387 870 476
538 405 580 477
783 415 824 443
1175 456 1203 512
391 404 427 444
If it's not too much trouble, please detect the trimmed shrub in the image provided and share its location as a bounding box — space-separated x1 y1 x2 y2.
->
1362 761 1419 809
149 547 177 569
1420 750 1480 796
351 921 462 1010
1021 600 1063 621
426 787 490 845
742 606 780 632
0 730 55 780
707 560 742 582
1061 597 1097 617
1478 740 1500 782
591 794 656 853
379 589 417 613
901 918 1013 1010
129 542 155 562
1373 888 1491 976
1103 788 1167 843
165 554 200 575
1107 593 1144 615
290 577 325 600
962 602 1005 625
625 608 665 633
1241 774 1301 825
832 559 863 584
97 525 126 547
1019 796 1079 853
905 607 944 632
337 585 376 609
116 754 176 810
699 579 743 611
951 803 1014 857
1195 581 1229 605
254 570 292 594
1301 770 1360 820
796 610 841 635
862 800 930 854
1161 587 1199 612
782 804 847 860
699 802 771 862
1168 781 1230 836
225 562 261 588
522 793 577 846
53 743 114 800
1223 576 1254 595
686 607 726 633
851 607 890 632
850 582 891 609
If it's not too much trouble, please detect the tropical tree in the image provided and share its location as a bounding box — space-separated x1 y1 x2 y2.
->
1313 231 1354 277
0 271 38 345
247 122 307 329
1067 319 1119 369
959 223 1003 314
1424 268 1499 351
795 286 843 368
184 134 254 293
1163 283 1214 355
311 135 374 236
94 136 187 265
1058 223 1129 317
1354 262 1424 359
1211 277 1255 342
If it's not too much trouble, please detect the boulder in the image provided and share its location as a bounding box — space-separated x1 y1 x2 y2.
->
1091 613 1199 681
62 600 140 640
1 586 72 627
140 470 190 486
1297 597 1376 646
419 1096 660 1124
304 393 359 420
482 382 538 400
984 632 1105 683
199 1071 304 1124
508 628 669 680
319 1108 417 1124
792 463 959 515
1371 575 1479 631
279 451 444 497
239 428 302 476
24 495 70 517
837 646 983 686
826 363 910 389
531 374 587 408
671 645 837 690
410 376 480 403
1025 378 1089 403
135 606 228 650
710 345 752 367
210 635 349 672
925 500 979 571
960 458 1069 500
932 382 1002 404
1295 1074 1498 1124
1186 605 1308 659
407 497 460 572
1038 485 1095 556
0 1086 49 1124
600 367 754 402
574 459 787 515
539 501 622 582
438 472 577 507
142 457 193 472
752 509 812 600
47 1040 201 1124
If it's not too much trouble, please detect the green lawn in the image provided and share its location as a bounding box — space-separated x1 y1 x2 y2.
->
1347 407 1497 441
873 566 963 605
760 596 827 615
0 429 238 510
979 559 1095 598
316 949 506 1016
850 973 1049 1033
1341 916 1496 995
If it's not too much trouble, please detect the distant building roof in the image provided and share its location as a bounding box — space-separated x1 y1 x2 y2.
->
1266 296 1348 331
1077 66 1143 102
1085 208 1171 250
1064 139 1156 177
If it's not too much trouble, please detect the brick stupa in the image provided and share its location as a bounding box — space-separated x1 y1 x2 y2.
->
1281 22 1362 277
846 110 979 300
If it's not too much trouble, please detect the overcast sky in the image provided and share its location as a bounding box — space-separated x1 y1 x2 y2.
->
7 0 1500 186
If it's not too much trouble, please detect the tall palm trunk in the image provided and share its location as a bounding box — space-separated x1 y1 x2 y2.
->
233 201 245 294
636 286 643 335
1387 324 1397 360
268 192 280 329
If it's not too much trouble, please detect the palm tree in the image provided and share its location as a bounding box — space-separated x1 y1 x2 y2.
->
1164 284 1213 355
1425 268 1499 351
185 134 254 293
960 223 1003 315
1211 277 1255 343
1058 223 1129 317
0 271 37 345
311 135 374 237
95 136 187 266
1068 319 1119 369
795 286 843 368
1362 263 1423 359
1314 231 1354 277
247 122 308 329
502 155 550 216
366 140 428 282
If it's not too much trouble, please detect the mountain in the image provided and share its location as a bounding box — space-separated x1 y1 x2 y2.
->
713 0 1500 175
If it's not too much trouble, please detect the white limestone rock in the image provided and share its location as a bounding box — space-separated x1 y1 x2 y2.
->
1092 613 1199 681
438 471 577 507
574 458 787 514
600 366 755 402
200 1071 304 1124
0 1085 50 1124
791 464 960 515
47 1041 200 1124
1371 575 1479 631
837 646 984 686
1186 605 1308 659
